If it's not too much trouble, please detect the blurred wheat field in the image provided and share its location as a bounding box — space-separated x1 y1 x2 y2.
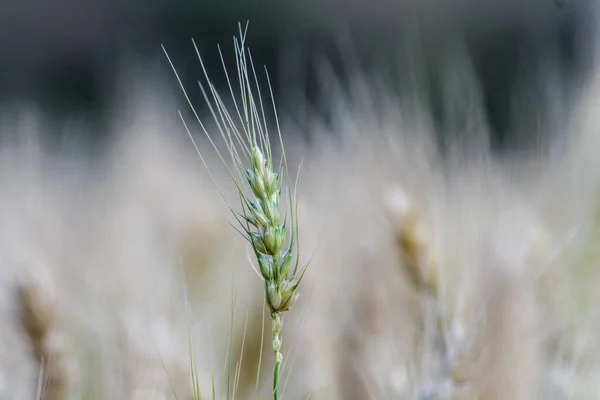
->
2 29 600 400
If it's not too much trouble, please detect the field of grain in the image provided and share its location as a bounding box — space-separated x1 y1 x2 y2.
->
2 16 600 399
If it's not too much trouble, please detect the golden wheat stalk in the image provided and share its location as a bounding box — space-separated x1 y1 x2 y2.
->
18 283 66 400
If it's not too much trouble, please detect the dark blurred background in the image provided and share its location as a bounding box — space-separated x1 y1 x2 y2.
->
0 0 597 151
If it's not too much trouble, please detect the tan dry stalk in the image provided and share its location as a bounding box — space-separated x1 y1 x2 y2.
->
17 283 67 400
468 229 542 400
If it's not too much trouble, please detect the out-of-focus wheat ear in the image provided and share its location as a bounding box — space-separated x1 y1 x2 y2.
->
384 186 473 398
17 283 67 400
383 186 439 297
383 186 439 380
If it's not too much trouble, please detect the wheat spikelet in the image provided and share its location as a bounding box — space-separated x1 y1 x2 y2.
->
164 21 307 400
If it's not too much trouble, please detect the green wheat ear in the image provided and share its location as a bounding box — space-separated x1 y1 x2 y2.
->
163 21 307 400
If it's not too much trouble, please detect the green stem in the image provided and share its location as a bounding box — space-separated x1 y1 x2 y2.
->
271 312 283 400
273 355 281 400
